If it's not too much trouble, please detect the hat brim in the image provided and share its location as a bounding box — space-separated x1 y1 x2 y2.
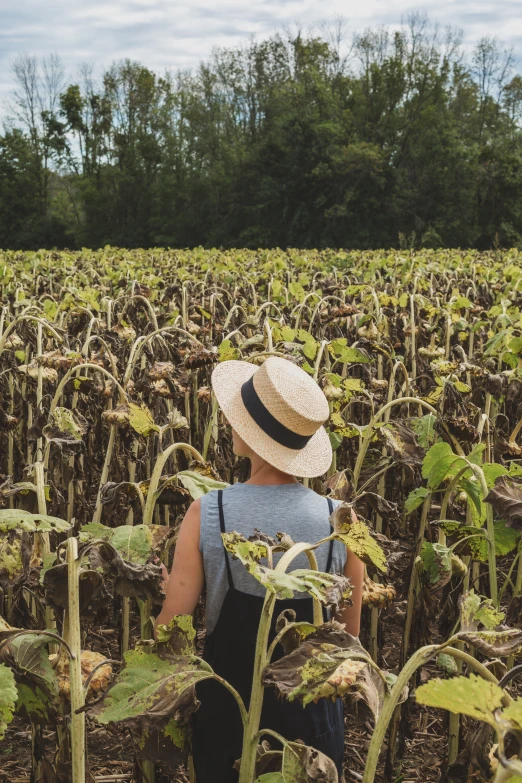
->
211 360 333 478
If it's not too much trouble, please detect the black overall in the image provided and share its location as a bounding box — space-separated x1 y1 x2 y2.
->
192 490 344 782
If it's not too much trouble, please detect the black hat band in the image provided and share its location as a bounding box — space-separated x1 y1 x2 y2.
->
240 374 313 450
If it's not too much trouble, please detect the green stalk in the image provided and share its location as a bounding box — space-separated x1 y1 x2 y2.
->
142 442 204 527
370 354 386 662
120 294 159 331
7 373 14 509
65 537 85 783
401 493 431 668
92 425 117 525
485 502 498 606
263 319 274 353
448 542 473 763
50 363 127 412
34 461 56 633
352 398 438 491
237 591 277 783
409 294 417 383
362 642 500 783
445 312 452 358
36 322 43 461
122 437 139 655
238 541 317 783
202 394 219 461
456 457 497 606
0 314 62 357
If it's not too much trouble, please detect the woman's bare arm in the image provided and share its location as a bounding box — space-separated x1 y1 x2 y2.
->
336 548 365 637
154 499 204 633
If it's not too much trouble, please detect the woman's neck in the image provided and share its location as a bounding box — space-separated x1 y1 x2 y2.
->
245 454 298 485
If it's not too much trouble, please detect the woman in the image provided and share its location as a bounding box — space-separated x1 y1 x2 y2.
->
156 356 364 781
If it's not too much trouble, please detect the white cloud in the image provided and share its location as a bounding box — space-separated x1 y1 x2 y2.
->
0 0 520 123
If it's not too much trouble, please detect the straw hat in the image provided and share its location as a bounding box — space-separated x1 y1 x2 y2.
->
211 356 332 477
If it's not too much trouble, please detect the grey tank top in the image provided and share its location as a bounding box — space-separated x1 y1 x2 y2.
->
199 482 347 634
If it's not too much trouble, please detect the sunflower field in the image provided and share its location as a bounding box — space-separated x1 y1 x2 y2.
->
2 247 522 783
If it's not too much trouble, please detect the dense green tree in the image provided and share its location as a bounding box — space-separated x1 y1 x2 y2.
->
2 17 522 250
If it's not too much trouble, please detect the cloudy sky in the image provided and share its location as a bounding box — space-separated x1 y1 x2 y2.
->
1 0 521 119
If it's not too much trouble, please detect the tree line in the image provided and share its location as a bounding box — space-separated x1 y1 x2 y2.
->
1 15 522 251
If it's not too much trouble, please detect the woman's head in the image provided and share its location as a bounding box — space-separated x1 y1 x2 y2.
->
212 356 331 478
231 427 252 458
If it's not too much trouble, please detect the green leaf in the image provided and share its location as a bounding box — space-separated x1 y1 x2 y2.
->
0 632 59 723
176 470 228 499
484 330 510 356
470 520 521 561
451 296 472 310
460 590 505 632
422 441 452 478
508 337 522 354
457 476 482 517
467 442 486 466
288 282 306 302
128 403 159 437
0 510 71 534
436 653 458 676
482 463 509 489
404 487 429 514
90 649 213 728
329 340 369 364
255 775 285 783
281 326 296 342
422 442 463 488
0 664 17 739
410 414 438 450
502 699 522 731
271 279 283 299
219 339 238 361
504 351 519 369
328 431 343 451
45 407 88 441
80 523 170 564
155 615 196 654
301 340 318 361
415 674 504 727
419 542 453 587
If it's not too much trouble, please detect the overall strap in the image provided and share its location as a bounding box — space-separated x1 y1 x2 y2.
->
326 498 334 574
217 490 234 589
325 497 335 574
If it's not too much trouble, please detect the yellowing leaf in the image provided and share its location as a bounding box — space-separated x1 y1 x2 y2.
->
415 674 504 726
218 339 238 361
330 505 386 572
128 403 159 437
454 380 471 394
0 664 17 738
343 378 364 392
